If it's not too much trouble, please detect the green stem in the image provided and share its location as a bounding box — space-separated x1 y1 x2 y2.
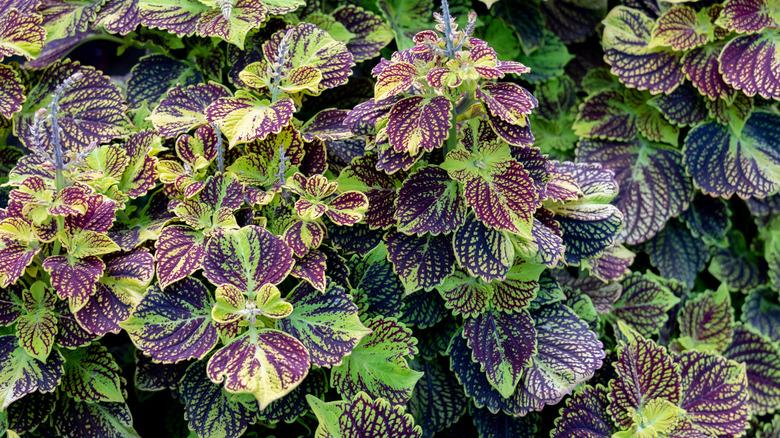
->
117 209 130 222
445 107 458 156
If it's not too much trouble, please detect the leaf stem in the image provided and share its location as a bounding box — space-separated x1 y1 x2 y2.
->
212 122 224 174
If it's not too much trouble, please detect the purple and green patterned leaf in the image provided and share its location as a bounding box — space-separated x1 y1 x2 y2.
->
759 415 780 438
545 162 622 264
407 357 468 438
194 0 271 49
375 61 417 101
134 352 191 391
325 191 368 226
0 244 39 289
16 60 129 153
444 142 537 237
394 166 466 236
573 90 640 141
723 324 780 416
684 112 780 199
0 64 24 119
650 5 717 51
94 0 140 35
0 8 45 61
258 368 327 424
75 248 154 336
203 225 293 295
649 83 708 128
463 309 536 398
641 219 708 289
207 326 309 409
349 243 405 319
387 96 452 155
300 108 351 142
17 282 58 361
0 283 23 326
0 335 64 410
611 273 680 337
717 0 777 32
42 255 105 311
673 286 734 354
710 231 769 291
150 82 231 138
154 225 206 289
385 231 455 293
123 277 218 363
400 289 446 329
206 92 295 147
332 5 393 61
127 54 199 108
278 280 369 367
741 286 780 343
681 44 733 101
607 331 681 428
476 82 537 126
308 391 423 438
180 360 257 438
452 214 514 283
331 316 422 405
438 270 493 318
720 31 780 100
551 384 615 438
53 398 138 437
61 343 123 403
602 6 684 94
291 249 327 292
262 23 353 93
39 0 105 42
6 391 57 435
55 301 97 349
522 303 604 410
677 350 750 436
577 138 693 244
682 194 730 246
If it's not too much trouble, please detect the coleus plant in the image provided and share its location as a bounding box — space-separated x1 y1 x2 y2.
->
0 0 779 437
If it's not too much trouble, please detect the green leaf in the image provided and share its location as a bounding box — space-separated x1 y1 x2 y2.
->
16 282 58 361
376 0 432 51
62 343 124 403
0 335 64 410
331 317 423 405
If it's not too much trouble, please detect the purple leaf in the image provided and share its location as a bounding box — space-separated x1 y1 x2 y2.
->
42 256 105 311
641 219 709 289
453 215 513 283
0 244 39 289
612 273 680 337
385 231 455 293
0 64 24 119
0 9 45 61
681 44 733 101
332 5 393 61
476 82 537 126
394 166 466 236
127 54 199 108
0 283 23 325
301 108 351 142
94 0 140 35
291 249 327 292
677 350 750 436
155 225 206 289
124 277 218 363
0 335 64 410
551 385 615 438
723 324 780 416
463 309 536 398
741 287 780 343
720 33 780 100
259 369 328 424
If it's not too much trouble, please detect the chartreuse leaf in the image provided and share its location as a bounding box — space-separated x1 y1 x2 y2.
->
0 8 45 61
0 335 65 410
14 282 57 363
206 91 295 147
61 343 123 403
672 286 734 354
611 273 680 337
307 391 423 438
741 286 780 343
602 6 684 94
723 324 780 416
677 350 749 436
577 137 692 245
444 129 537 237
607 327 681 428
684 112 780 199
180 360 256 438
613 398 683 438
0 65 24 119
206 326 310 409
278 281 370 367
15 60 129 154
39 0 107 42
331 317 423 405
407 358 468 438
463 309 536 398
551 385 616 438
123 277 218 363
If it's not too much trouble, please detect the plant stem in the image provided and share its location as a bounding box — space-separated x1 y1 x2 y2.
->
445 106 458 156
212 122 224 174
441 0 457 58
